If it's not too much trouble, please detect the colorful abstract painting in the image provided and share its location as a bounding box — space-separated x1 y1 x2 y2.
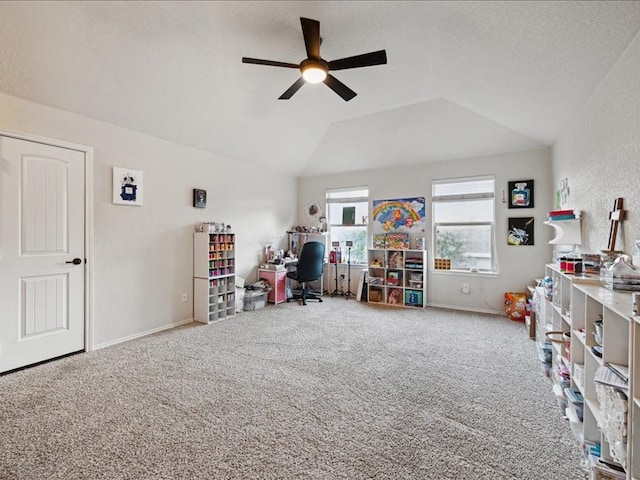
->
507 217 535 246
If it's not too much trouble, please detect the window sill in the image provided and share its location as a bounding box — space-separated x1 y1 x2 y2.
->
430 269 499 278
327 263 368 268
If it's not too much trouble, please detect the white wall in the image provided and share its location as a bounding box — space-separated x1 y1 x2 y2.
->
553 30 640 254
0 92 296 348
298 149 553 314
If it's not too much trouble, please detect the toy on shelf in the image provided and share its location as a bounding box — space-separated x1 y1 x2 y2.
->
387 288 403 304
372 234 386 249
370 257 383 267
385 233 409 249
388 251 403 269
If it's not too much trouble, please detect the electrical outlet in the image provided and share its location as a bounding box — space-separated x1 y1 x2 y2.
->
181 293 188 302
462 283 470 294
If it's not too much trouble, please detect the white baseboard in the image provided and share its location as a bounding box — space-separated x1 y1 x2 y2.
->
426 303 501 316
93 318 194 351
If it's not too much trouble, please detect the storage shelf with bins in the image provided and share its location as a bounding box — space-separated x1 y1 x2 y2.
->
544 263 634 478
367 248 426 308
194 232 236 323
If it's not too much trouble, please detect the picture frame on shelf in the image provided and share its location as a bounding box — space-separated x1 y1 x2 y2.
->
342 206 356 225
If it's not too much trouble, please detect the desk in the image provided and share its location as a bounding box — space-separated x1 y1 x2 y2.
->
257 268 287 304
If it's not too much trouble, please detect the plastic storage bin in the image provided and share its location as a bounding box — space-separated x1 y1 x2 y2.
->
244 291 267 311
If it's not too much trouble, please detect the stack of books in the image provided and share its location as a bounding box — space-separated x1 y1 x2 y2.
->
548 209 577 221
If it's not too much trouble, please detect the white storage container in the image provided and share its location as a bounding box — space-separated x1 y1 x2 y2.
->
243 291 267 311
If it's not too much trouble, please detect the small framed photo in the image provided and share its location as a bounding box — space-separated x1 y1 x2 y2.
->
508 180 534 208
193 189 207 208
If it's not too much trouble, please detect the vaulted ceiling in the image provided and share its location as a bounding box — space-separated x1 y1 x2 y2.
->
1 1 639 176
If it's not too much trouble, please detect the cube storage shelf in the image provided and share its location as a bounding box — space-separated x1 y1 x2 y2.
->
367 248 427 308
541 263 636 479
194 232 236 323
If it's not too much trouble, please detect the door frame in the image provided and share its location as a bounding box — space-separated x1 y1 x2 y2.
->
1 129 95 352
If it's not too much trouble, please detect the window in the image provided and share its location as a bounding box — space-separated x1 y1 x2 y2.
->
432 176 496 272
326 187 369 265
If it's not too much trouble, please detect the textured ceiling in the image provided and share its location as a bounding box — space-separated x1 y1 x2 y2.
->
0 1 639 176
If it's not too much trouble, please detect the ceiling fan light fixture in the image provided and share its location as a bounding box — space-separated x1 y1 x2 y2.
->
301 59 328 83
302 66 327 83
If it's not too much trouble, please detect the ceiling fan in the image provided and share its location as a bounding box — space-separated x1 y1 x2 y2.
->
242 17 387 102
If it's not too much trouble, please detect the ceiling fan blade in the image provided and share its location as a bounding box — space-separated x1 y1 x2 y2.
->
278 77 306 100
328 50 387 71
300 17 321 59
323 74 357 102
242 57 299 69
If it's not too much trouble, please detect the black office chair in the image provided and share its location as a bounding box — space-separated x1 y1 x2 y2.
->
286 241 325 305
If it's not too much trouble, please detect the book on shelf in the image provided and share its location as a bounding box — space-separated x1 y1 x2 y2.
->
547 214 576 221
548 209 574 217
405 258 423 269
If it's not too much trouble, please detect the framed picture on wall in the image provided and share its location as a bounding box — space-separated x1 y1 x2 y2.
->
113 167 143 206
507 217 534 246
305 200 322 220
193 189 207 208
508 180 534 208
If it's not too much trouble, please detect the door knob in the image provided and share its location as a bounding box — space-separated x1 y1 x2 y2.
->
65 258 82 265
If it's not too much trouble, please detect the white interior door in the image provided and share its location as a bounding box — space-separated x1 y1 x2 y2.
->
0 136 86 373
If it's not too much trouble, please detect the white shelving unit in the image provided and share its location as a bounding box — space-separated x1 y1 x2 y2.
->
630 316 640 480
367 248 427 308
544 218 582 245
544 263 633 478
194 232 236 324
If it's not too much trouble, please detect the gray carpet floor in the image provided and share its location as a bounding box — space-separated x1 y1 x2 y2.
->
1 298 586 479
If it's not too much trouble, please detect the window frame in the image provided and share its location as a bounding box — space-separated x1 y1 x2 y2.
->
432 176 497 274
326 186 369 266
